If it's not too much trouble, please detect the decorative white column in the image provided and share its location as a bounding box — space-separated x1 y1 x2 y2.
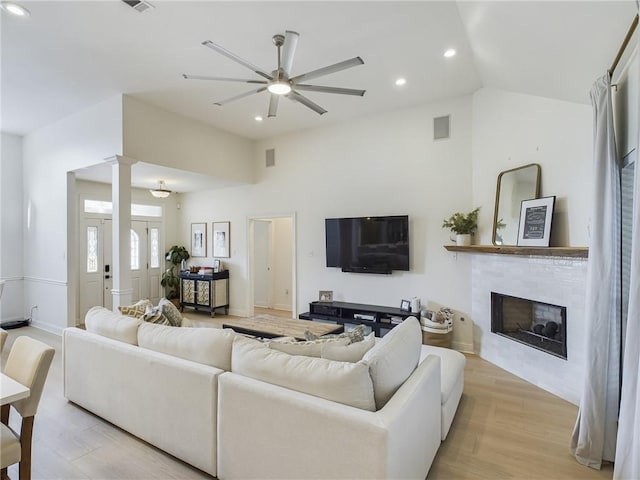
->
106 155 137 311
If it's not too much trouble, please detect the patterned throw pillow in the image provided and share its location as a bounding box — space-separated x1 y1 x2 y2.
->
304 324 366 343
118 299 152 319
158 298 183 327
142 305 171 326
269 337 350 357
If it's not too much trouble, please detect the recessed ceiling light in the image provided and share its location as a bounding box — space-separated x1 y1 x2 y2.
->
395 78 407 86
444 49 456 58
1 2 30 16
254 116 263 122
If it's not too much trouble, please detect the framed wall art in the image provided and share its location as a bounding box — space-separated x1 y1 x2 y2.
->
517 196 555 247
319 290 333 302
213 221 230 258
191 223 207 257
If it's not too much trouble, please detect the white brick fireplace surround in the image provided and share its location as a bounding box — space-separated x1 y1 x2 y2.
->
472 254 588 404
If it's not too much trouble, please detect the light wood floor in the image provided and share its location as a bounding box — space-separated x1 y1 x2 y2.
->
1 325 613 480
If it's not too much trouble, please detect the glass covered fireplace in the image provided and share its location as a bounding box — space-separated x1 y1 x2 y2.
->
491 292 567 359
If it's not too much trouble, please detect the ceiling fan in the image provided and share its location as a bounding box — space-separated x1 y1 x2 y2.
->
183 30 366 117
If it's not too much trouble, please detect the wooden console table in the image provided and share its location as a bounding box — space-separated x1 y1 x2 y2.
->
180 270 229 316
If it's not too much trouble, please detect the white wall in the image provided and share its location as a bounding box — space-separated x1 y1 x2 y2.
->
180 96 476 351
471 88 592 247
0 133 24 322
122 96 254 184
22 96 124 333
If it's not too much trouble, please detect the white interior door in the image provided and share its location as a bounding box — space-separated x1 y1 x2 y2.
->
253 220 273 308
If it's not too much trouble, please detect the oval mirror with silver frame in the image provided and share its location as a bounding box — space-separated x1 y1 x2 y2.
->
492 163 541 245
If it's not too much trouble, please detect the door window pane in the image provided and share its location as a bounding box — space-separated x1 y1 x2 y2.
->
131 229 140 270
150 228 160 268
87 226 98 273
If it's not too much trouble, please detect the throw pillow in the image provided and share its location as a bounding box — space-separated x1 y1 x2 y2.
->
118 299 152 319
362 316 422 409
268 336 350 357
232 336 376 411
142 305 171 326
304 324 366 343
321 332 376 362
158 298 183 327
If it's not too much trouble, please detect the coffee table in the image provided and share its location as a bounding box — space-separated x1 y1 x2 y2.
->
222 316 343 340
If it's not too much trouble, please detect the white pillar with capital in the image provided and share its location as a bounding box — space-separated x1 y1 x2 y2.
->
106 155 137 311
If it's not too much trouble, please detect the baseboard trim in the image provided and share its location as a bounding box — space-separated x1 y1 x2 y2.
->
273 303 292 312
29 320 64 336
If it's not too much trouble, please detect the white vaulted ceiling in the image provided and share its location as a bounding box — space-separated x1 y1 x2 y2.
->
1 1 637 142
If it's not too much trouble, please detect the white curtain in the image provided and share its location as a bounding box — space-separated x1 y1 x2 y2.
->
614 6 640 477
571 72 621 468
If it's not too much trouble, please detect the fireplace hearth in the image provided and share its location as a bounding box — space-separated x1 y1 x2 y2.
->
491 292 567 359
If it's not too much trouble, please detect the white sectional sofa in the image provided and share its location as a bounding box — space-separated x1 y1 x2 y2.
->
63 307 465 479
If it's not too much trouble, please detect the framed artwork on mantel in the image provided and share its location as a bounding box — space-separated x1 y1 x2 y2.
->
191 223 207 257
213 221 230 258
517 196 555 247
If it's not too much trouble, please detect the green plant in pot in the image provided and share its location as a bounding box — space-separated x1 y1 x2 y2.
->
442 207 480 246
161 245 190 300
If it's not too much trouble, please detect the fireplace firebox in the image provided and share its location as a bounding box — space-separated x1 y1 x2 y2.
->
491 292 567 359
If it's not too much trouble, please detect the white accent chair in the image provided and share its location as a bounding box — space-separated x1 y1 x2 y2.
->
0 336 55 480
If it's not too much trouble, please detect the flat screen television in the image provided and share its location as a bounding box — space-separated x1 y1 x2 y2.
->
325 215 409 274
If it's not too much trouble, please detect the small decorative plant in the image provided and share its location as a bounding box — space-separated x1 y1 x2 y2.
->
442 207 480 235
161 245 190 299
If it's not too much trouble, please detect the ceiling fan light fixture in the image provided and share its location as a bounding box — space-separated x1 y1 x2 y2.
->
1 2 30 16
150 180 171 198
267 81 292 95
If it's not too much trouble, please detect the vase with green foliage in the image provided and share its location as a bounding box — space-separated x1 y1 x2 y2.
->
442 207 480 246
161 245 190 299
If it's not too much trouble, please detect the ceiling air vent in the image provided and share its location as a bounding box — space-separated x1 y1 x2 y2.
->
121 0 154 13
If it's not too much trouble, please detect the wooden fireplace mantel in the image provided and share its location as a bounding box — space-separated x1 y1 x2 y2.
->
444 245 589 258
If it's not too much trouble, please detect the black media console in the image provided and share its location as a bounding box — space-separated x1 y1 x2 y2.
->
299 301 416 337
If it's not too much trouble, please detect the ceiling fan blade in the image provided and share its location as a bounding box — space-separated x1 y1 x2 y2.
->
287 90 327 115
290 57 364 83
182 74 267 84
268 94 280 118
281 30 299 76
214 87 267 106
294 84 365 96
202 40 273 80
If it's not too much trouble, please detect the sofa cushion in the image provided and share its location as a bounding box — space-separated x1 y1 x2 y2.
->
420 345 466 404
362 316 422 409
321 332 376 362
85 306 143 345
232 336 376 411
118 299 152 319
158 298 183 327
138 323 236 371
268 336 350 357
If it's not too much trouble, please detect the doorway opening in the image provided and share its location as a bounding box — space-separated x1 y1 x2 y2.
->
248 214 296 319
